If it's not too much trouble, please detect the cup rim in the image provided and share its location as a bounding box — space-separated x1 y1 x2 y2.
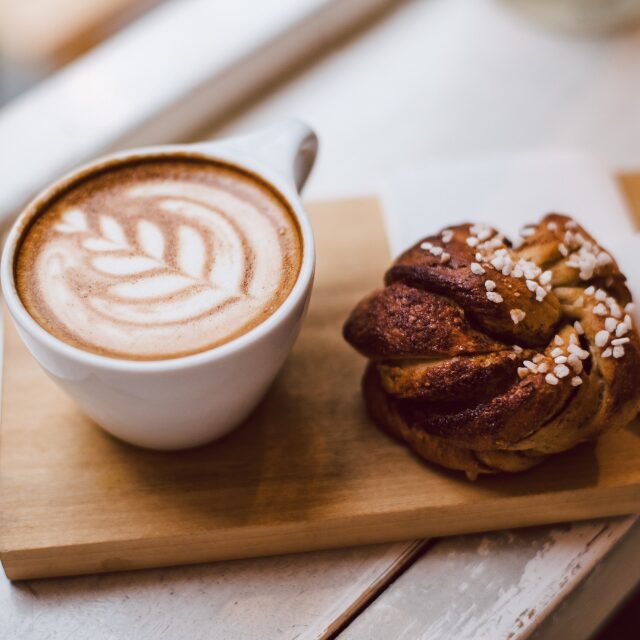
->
1 144 315 373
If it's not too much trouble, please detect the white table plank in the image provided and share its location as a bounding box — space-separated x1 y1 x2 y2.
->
339 518 636 640
529 520 640 640
0 542 424 640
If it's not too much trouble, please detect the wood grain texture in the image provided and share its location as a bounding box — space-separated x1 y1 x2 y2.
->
528 519 640 640
0 541 424 640
339 518 636 640
2 196 640 581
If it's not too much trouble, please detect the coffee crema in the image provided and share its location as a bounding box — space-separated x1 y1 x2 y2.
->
15 157 302 360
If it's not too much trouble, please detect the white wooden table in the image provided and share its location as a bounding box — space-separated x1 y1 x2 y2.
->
2 0 640 637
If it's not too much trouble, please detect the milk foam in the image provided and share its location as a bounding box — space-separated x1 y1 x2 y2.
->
17 161 301 359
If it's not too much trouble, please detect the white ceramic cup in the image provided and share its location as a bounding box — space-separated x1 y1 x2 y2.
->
1 120 318 450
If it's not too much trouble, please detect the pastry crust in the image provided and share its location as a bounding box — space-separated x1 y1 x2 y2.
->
344 214 640 478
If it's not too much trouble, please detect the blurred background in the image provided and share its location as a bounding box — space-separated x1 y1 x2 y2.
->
0 0 165 103
4 0 640 208
3 0 640 103
1 0 640 637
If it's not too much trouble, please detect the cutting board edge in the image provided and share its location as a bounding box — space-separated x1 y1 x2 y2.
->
3 483 639 580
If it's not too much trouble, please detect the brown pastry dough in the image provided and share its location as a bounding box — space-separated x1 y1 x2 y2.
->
344 214 640 479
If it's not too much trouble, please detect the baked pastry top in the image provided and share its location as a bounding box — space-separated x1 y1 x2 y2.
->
343 214 640 479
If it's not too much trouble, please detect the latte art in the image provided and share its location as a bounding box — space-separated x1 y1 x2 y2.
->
16 159 302 359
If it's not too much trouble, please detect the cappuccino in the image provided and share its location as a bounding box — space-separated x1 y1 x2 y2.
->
15 157 302 360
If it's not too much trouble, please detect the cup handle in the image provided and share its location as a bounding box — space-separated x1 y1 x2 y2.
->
196 119 318 192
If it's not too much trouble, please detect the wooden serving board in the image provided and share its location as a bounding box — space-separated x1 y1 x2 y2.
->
2 197 640 581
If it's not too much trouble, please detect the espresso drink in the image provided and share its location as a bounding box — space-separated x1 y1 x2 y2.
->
15 157 302 360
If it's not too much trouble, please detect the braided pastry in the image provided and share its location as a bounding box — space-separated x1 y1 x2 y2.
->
344 214 640 479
